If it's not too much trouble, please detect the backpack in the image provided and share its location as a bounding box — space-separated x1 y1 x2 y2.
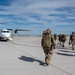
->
61 34 67 42
71 34 75 40
41 34 51 47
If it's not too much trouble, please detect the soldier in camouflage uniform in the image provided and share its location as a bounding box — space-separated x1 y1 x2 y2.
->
58 34 67 47
58 34 62 45
54 34 58 41
41 28 55 65
53 34 57 48
61 34 67 47
69 32 75 50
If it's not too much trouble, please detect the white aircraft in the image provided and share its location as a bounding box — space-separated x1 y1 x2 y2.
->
0 29 13 41
0 23 30 41
0 28 30 41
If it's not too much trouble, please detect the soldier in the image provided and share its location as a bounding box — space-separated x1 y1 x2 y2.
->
53 34 58 49
58 34 62 45
54 34 58 41
41 28 55 65
69 32 75 50
61 34 67 47
58 34 67 47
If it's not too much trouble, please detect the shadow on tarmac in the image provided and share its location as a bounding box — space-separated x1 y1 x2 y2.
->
18 56 46 66
55 52 75 56
0 40 8 42
58 50 75 53
56 45 72 50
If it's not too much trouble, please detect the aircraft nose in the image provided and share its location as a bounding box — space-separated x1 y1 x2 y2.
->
2 33 10 38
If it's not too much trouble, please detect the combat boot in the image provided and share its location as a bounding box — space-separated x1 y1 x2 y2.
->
45 58 50 66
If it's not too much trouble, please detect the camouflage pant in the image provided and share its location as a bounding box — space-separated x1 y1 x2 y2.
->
43 47 53 65
71 41 75 50
62 42 65 47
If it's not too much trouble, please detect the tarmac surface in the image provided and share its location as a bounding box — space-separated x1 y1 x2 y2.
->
0 36 75 75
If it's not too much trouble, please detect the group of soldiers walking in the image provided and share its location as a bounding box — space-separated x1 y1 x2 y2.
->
57 32 75 50
41 28 75 66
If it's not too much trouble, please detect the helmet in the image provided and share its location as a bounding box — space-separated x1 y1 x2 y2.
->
43 30 46 34
46 28 51 33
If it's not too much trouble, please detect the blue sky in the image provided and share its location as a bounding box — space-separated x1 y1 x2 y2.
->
0 0 75 35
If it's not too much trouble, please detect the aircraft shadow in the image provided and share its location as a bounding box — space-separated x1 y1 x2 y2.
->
18 56 45 66
55 52 75 56
0 40 7 42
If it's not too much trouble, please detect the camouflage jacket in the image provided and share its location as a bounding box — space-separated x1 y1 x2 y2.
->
41 34 55 48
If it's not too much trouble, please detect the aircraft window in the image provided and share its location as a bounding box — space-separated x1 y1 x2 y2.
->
2 31 6 33
2 31 9 33
7 31 9 33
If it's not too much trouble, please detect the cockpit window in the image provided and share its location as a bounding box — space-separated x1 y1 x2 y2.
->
7 31 9 33
1 31 9 33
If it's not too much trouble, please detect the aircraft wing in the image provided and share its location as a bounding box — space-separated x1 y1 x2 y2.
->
16 29 30 31
7 29 13 30
7 29 30 31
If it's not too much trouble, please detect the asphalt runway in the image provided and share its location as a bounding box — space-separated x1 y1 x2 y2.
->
0 36 75 75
